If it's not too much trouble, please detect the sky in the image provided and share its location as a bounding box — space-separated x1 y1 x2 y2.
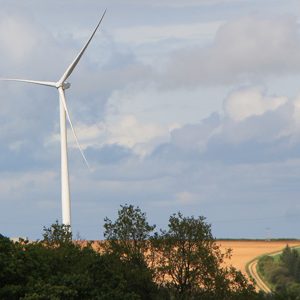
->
1 0 300 240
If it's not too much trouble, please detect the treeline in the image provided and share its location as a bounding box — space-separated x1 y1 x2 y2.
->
258 245 300 298
0 204 294 299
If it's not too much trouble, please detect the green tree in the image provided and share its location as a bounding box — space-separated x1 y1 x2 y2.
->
104 204 156 261
42 220 72 247
0 234 24 299
258 256 275 275
103 204 158 299
0 222 154 300
152 212 256 300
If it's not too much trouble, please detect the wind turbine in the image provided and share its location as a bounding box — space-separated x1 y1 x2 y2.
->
0 10 106 229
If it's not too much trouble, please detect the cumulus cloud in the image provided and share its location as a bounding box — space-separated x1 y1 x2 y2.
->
292 96 300 128
0 8 159 170
169 113 221 152
0 12 72 79
1 2 300 240
0 15 38 65
48 112 170 160
224 87 287 122
161 16 300 87
151 86 300 164
104 115 166 154
62 85 300 166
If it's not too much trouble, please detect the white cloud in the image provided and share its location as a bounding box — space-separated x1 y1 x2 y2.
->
104 115 167 154
161 16 300 87
160 86 300 162
113 21 223 46
2 1 300 240
0 15 38 64
293 95 300 128
105 84 217 125
224 87 287 121
57 85 297 161
175 191 198 204
49 114 169 157
0 12 64 78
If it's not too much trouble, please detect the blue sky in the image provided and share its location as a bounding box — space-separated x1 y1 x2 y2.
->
1 0 300 240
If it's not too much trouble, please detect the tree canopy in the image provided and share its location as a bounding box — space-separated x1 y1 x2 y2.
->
151 212 256 299
258 245 300 298
0 222 153 300
0 205 294 299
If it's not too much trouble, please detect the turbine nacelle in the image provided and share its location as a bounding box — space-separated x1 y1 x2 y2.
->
63 82 71 90
56 81 71 90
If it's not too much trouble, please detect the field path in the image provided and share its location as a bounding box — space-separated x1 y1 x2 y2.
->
219 240 300 292
246 245 300 293
248 259 271 293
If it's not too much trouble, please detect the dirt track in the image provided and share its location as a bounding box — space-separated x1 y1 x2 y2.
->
219 240 300 274
218 240 300 292
248 260 271 293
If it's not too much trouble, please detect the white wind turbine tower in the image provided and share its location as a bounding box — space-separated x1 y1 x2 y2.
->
0 10 106 229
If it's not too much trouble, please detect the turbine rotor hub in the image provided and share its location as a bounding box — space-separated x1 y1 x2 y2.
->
62 82 71 90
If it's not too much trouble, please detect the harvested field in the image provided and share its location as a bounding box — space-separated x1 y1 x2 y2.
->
218 240 300 275
85 240 300 276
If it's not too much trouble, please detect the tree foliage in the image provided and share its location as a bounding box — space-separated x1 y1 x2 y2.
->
42 220 72 247
258 245 300 299
152 212 256 300
104 204 155 261
103 204 158 299
0 222 153 299
0 206 296 299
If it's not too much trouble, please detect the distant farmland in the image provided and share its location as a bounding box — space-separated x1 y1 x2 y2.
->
87 239 300 291
218 240 300 274
88 239 300 275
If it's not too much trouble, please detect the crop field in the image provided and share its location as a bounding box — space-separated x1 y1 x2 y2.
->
87 239 300 276
218 240 300 275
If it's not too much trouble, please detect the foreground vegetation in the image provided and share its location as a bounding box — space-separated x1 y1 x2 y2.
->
258 245 300 298
0 204 297 299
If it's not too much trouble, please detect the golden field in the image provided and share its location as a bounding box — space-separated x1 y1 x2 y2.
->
83 239 300 276
218 240 300 274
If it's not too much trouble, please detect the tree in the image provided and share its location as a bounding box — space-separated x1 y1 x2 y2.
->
42 220 72 247
0 222 156 299
280 245 300 281
0 234 25 299
103 204 158 299
152 212 256 300
104 204 156 261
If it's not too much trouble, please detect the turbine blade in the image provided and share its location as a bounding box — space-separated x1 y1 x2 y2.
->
0 78 56 88
58 87 91 170
59 9 107 83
